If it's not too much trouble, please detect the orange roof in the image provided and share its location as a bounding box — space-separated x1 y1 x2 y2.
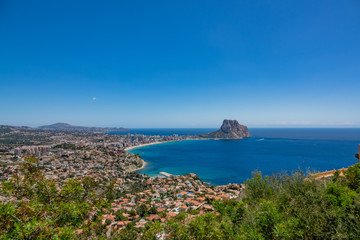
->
167 212 179 217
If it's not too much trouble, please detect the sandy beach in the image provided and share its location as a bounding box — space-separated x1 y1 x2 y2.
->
125 141 169 152
125 139 204 151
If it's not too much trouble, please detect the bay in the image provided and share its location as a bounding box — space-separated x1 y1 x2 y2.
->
126 128 360 185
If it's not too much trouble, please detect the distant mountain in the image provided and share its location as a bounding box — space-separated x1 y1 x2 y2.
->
201 119 251 139
38 123 73 130
0 125 35 134
38 123 129 132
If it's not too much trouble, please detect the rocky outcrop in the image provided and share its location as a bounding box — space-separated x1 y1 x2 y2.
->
125 156 145 173
201 119 251 139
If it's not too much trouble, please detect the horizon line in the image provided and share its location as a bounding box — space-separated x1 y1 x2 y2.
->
2 123 360 129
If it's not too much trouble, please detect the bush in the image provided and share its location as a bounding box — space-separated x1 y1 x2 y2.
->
0 158 106 239
105 219 112 226
139 164 360 239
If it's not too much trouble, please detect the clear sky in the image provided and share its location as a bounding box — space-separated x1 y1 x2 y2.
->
0 0 359 128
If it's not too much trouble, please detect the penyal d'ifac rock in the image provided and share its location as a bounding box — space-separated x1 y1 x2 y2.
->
201 119 251 139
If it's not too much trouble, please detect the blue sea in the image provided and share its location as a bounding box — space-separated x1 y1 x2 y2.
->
122 128 360 185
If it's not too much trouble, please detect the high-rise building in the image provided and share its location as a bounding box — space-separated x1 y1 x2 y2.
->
14 148 21 156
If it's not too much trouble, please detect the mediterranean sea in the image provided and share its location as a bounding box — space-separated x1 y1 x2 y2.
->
116 128 360 185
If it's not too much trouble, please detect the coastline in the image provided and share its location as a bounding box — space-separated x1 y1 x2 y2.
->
125 141 171 172
128 159 148 172
125 141 169 152
125 138 207 152
125 139 205 173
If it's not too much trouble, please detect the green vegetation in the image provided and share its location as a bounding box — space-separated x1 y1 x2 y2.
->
0 127 12 134
1 157 360 239
0 157 108 239
0 128 51 146
135 167 360 239
143 167 360 239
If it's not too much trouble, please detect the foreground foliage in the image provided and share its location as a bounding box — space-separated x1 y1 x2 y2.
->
1 157 360 239
134 166 360 240
0 157 109 239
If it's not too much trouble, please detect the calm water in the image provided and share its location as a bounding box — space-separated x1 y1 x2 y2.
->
125 128 360 185
110 128 217 136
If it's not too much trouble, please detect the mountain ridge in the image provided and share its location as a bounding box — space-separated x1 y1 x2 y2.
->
38 122 129 132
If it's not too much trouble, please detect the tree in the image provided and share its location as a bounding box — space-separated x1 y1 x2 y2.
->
0 157 106 239
344 163 360 191
115 210 127 221
129 210 136 217
138 204 148 217
104 180 115 202
105 219 112 226
148 205 158 215
244 171 273 202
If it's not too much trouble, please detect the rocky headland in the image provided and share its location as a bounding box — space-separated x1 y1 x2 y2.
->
201 119 251 139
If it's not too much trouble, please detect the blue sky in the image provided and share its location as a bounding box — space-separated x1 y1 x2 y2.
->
0 0 359 128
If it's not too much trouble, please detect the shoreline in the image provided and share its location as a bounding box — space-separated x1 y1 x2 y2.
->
128 159 148 172
125 138 355 185
125 141 174 172
125 138 208 152
125 139 206 173
125 141 170 152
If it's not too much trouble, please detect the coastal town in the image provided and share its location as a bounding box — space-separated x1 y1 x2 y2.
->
0 124 244 235
2 1 360 238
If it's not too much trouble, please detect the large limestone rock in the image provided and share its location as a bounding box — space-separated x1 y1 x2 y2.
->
201 120 251 139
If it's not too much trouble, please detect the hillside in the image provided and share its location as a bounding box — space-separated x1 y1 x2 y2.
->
38 122 129 132
1 157 360 239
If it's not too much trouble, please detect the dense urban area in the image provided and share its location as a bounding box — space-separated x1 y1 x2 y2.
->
0 125 360 239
